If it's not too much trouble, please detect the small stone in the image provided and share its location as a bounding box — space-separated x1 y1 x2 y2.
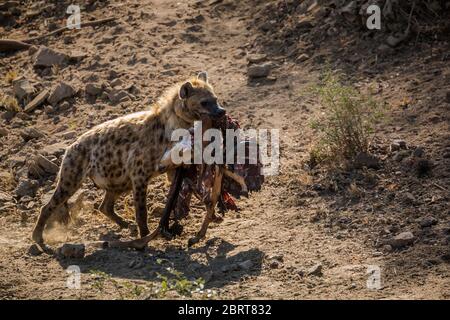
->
238 260 253 271
41 142 68 158
353 152 380 169
20 127 45 141
24 89 50 113
61 130 77 140
296 53 310 63
248 63 272 78
58 243 85 259
0 127 9 137
307 263 323 276
390 139 407 152
33 46 69 68
393 150 411 162
15 179 39 198
269 261 280 269
85 83 103 96
403 192 416 205
110 78 123 87
268 254 284 262
13 78 35 102
419 216 437 228
382 244 393 252
389 232 415 248
247 53 267 64
48 82 76 106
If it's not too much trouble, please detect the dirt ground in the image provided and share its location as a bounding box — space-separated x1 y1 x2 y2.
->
0 0 449 299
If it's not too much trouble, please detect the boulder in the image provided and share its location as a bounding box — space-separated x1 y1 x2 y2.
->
58 243 85 259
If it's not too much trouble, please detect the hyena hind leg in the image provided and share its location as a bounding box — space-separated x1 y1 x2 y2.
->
99 191 131 228
32 155 87 245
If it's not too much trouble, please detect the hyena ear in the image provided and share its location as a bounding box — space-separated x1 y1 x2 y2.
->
179 82 194 99
197 71 208 83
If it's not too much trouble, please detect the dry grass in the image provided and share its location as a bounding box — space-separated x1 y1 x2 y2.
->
0 94 21 112
4 70 18 85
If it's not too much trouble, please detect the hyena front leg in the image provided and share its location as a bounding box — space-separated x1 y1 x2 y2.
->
99 191 131 228
132 179 150 237
188 165 223 247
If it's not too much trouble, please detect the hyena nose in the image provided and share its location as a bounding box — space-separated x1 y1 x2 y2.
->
213 106 226 118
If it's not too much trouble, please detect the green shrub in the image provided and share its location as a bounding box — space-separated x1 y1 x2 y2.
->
309 71 383 166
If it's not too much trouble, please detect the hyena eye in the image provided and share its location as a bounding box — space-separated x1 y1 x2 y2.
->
201 100 209 107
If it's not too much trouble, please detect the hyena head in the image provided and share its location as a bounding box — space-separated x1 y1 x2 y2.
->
176 71 226 123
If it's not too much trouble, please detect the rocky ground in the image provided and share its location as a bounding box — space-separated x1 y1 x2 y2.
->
0 0 449 299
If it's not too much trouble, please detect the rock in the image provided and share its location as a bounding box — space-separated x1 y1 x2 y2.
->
247 53 267 64
238 260 253 271
13 78 35 102
20 127 45 141
420 216 437 228
41 142 67 158
307 263 323 276
61 130 77 140
33 46 68 68
353 152 380 169
393 150 411 162
85 83 103 96
58 101 71 111
269 261 280 269
48 82 76 106
402 192 416 205
248 63 272 78
0 127 8 137
108 90 129 104
24 89 50 113
268 254 284 262
390 139 407 152
110 78 123 87
389 232 415 248
28 154 59 178
296 53 310 63
58 243 85 259
15 179 39 198
382 244 393 252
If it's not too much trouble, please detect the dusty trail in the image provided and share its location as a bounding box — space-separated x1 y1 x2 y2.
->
0 0 448 299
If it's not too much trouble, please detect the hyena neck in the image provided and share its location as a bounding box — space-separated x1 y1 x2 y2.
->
157 88 193 131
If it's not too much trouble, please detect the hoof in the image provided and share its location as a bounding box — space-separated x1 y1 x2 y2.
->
188 237 199 247
160 227 174 240
169 222 183 236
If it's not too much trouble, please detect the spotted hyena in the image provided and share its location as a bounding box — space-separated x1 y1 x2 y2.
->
32 72 225 246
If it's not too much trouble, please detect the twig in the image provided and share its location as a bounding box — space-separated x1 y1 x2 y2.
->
432 182 447 192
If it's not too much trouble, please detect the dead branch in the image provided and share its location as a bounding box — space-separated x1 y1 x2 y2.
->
0 39 31 52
